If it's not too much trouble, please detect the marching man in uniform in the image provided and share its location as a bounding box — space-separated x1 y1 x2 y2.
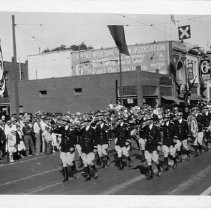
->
79 118 98 181
143 116 162 180
95 115 110 168
174 112 191 162
114 117 132 170
202 107 211 151
192 107 204 156
56 117 78 182
161 114 177 171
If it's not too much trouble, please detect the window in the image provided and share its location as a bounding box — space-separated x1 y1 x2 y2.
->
39 90 47 97
74 88 82 96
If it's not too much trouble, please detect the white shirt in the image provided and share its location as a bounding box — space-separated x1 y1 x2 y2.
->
33 122 41 134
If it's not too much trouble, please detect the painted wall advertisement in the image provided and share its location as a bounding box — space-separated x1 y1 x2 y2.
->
71 43 169 76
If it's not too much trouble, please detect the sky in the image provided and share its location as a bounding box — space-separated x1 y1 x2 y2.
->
1 0 211 62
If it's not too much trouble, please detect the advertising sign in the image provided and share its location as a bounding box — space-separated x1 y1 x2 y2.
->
71 43 169 76
178 25 191 41
186 55 199 84
200 59 211 81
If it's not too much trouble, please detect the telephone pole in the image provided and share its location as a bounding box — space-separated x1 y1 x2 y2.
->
12 15 19 117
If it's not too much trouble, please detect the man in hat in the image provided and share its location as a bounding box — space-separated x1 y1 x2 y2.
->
22 119 36 157
94 115 110 168
143 116 162 180
192 107 204 156
114 116 132 170
79 118 98 181
174 112 191 161
202 107 211 151
161 114 177 170
55 117 78 182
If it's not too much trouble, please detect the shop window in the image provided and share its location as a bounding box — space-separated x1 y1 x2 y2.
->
74 88 82 95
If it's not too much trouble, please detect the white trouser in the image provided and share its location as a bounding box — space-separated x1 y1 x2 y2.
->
60 152 75 167
115 145 130 158
162 145 176 158
97 144 108 157
145 150 159 165
138 138 146 150
194 132 203 146
175 139 189 151
81 152 95 167
75 144 82 157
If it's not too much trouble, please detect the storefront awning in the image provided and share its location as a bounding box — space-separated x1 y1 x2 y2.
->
161 96 183 103
189 94 203 101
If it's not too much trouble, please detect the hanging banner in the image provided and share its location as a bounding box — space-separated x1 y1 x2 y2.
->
200 59 211 81
0 42 5 97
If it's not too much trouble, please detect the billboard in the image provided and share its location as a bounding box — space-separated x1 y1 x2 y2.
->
71 42 169 76
28 50 72 80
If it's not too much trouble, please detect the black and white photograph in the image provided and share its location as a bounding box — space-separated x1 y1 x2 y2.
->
0 0 211 208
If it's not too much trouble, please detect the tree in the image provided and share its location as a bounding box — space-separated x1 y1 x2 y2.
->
42 42 93 53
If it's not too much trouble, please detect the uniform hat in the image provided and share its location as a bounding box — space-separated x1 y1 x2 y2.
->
177 112 183 116
62 116 70 122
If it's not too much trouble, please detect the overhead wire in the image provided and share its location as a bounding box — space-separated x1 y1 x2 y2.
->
16 25 51 48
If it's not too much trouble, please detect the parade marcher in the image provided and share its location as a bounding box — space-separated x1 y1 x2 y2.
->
202 107 211 151
192 107 204 156
174 112 191 162
22 119 36 156
95 115 110 168
114 117 132 170
56 117 78 182
161 114 177 170
79 118 98 181
143 116 162 180
138 116 148 162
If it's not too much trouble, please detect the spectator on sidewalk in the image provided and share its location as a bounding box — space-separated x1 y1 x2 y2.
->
44 126 53 155
33 117 41 155
22 119 36 156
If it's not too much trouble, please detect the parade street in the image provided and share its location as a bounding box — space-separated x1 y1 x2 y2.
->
0 144 211 195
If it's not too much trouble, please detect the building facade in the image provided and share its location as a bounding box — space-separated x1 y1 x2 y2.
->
6 40 208 115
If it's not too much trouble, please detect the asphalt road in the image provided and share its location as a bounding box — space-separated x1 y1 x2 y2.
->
0 143 211 198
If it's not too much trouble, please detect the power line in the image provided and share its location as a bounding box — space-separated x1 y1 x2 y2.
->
16 26 51 48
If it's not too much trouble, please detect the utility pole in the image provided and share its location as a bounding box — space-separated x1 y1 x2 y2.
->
12 15 19 117
119 51 123 105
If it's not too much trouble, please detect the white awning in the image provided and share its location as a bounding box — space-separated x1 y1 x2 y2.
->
161 96 183 103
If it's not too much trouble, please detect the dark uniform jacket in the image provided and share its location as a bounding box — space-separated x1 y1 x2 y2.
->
162 121 176 147
114 122 130 147
174 119 190 141
79 126 95 154
144 124 161 153
95 123 109 145
56 126 78 153
203 112 211 128
195 113 204 132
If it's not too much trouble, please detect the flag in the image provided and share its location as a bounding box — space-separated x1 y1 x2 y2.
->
0 42 4 80
107 25 130 56
0 41 5 97
170 14 176 25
